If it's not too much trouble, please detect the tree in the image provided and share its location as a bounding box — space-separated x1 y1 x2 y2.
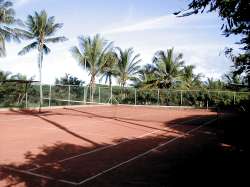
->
55 73 84 86
71 34 113 101
133 64 157 88
18 10 67 111
181 65 202 89
0 0 20 57
150 48 184 89
99 51 118 87
116 47 141 91
175 0 250 88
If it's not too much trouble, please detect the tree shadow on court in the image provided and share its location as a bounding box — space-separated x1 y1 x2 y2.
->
1 112 248 187
8 109 99 146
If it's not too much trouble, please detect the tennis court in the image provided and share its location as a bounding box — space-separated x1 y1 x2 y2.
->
0 104 218 186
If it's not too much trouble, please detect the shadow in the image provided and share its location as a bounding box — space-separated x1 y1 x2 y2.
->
1 110 248 187
9 109 99 146
64 108 210 135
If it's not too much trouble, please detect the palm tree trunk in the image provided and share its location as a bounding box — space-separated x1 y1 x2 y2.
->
38 47 43 112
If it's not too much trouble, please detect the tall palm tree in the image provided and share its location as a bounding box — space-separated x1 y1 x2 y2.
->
181 65 202 89
0 0 20 57
151 48 184 88
134 64 156 88
18 10 67 110
116 47 141 91
99 51 118 87
71 34 113 101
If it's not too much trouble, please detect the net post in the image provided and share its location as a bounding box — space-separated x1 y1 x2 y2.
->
134 88 137 105
49 84 52 107
99 87 101 103
157 89 160 105
180 90 183 106
68 85 71 105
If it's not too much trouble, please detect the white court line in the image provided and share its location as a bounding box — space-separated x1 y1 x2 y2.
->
2 117 216 186
77 117 217 185
1 166 78 186
28 116 205 171
0 116 36 122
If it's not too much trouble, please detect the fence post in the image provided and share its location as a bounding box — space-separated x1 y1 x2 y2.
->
110 86 113 104
25 92 28 108
180 90 183 106
99 87 101 103
68 85 71 105
49 84 52 107
135 88 137 105
157 89 160 105
233 92 236 104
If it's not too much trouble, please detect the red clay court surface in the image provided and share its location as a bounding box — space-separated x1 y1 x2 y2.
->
0 105 218 186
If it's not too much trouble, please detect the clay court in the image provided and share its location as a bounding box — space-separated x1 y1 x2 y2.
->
0 105 221 186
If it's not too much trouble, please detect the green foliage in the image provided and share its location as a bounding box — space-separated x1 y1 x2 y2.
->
115 47 141 89
175 0 250 88
55 73 84 86
0 0 20 57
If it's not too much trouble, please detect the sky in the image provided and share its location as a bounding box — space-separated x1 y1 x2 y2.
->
0 0 239 84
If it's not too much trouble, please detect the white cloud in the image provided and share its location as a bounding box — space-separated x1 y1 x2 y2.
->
102 14 217 35
14 0 36 7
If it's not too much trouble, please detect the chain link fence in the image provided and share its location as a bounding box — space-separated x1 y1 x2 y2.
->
0 83 249 109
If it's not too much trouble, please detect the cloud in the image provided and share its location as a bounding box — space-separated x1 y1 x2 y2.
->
14 0 33 7
102 14 217 35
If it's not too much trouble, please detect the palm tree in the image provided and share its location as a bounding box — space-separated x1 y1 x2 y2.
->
99 51 118 87
18 10 67 111
116 47 141 91
151 48 184 89
134 64 156 88
71 34 113 102
0 0 20 57
181 65 202 89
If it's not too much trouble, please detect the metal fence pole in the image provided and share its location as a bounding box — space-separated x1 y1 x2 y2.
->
180 90 183 106
234 92 236 104
25 92 28 108
99 87 101 103
49 84 52 107
157 89 160 105
68 85 71 105
110 86 113 104
135 88 137 105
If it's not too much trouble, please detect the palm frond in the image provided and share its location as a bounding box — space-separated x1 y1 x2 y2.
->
18 42 38 55
45 36 67 43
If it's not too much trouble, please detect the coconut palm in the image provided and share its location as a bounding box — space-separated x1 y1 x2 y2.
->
71 34 113 101
151 48 184 89
0 0 20 57
99 51 118 87
133 64 156 88
181 65 202 89
18 10 67 110
116 47 141 91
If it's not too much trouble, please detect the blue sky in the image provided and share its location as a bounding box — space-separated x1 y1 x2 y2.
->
0 0 239 84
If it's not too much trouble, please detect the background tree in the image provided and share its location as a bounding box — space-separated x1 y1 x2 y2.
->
0 0 20 57
175 0 250 88
180 65 202 89
150 48 184 89
116 47 141 91
55 73 84 86
71 34 113 102
18 10 67 110
99 51 118 87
